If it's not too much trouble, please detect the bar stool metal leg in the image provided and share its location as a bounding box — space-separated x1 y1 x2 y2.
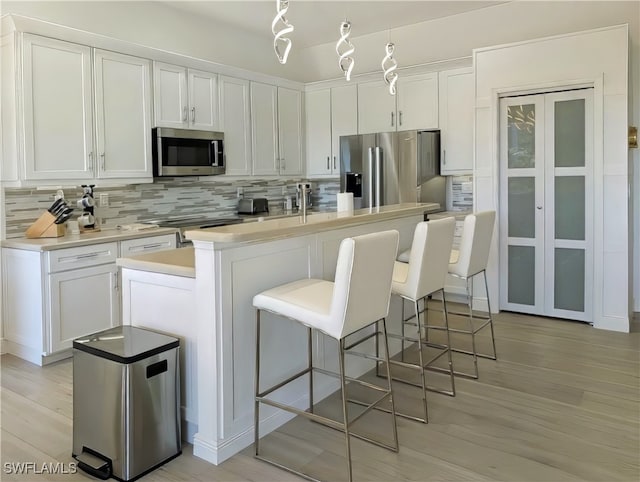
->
414 301 429 423
484 270 497 360
440 291 456 396
380 318 399 450
308 327 314 412
338 338 353 482
254 309 261 456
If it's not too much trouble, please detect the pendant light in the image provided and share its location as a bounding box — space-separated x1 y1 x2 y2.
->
381 42 398 95
272 0 294 64
336 20 355 81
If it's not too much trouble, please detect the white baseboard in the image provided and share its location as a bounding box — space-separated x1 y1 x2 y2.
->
593 315 630 333
192 377 339 465
3 339 43 365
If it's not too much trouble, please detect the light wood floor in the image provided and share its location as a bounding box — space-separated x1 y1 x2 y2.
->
2 310 639 481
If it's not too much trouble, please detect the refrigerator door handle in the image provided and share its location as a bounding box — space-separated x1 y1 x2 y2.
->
374 146 383 208
367 147 375 209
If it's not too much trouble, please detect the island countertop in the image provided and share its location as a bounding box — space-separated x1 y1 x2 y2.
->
117 247 195 278
185 203 438 244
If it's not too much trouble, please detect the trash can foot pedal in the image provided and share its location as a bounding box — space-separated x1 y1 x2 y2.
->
75 450 112 480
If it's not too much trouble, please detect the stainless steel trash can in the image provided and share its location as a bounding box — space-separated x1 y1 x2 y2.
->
72 326 181 481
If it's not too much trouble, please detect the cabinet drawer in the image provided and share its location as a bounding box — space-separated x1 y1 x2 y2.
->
47 243 118 273
120 234 176 256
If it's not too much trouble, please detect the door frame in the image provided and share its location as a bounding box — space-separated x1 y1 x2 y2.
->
490 76 603 323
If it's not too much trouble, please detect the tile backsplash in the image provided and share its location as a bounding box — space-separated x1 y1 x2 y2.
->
449 175 473 211
3 178 340 239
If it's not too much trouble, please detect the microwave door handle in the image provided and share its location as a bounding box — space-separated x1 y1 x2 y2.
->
211 140 219 166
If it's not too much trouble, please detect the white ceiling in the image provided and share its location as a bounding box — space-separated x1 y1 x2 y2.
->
162 1 505 49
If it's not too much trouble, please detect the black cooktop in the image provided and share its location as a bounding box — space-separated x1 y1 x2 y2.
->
153 217 244 230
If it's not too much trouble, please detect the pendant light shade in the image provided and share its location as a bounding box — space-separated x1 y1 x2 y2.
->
336 20 355 81
381 42 398 95
272 0 294 64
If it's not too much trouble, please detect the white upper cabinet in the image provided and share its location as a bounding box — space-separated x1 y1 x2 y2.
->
153 62 218 130
219 76 252 176
306 84 357 177
357 73 438 134
277 87 303 176
22 34 94 180
438 67 474 174
357 80 396 134
397 73 438 131
305 89 332 176
251 82 302 176
188 68 218 130
251 82 279 175
94 50 152 179
331 85 358 173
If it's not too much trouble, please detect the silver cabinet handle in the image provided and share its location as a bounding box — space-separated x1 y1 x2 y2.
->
130 243 165 252
399 110 403 126
281 158 285 170
183 107 188 122
391 112 395 127
191 107 195 123
333 156 337 170
88 152 94 171
100 152 105 170
326 156 330 169
443 149 446 165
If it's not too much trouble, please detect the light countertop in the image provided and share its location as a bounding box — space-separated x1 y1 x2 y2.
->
428 210 471 221
186 203 438 244
117 247 195 278
1 227 178 252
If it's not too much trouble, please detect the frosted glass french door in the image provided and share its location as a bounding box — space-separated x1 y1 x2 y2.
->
499 89 593 322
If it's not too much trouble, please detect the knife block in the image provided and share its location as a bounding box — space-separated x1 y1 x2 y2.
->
25 212 66 238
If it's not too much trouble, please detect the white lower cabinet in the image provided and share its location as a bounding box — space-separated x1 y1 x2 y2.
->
1 233 177 365
48 264 118 353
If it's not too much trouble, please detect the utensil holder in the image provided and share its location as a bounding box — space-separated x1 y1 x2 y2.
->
25 212 66 238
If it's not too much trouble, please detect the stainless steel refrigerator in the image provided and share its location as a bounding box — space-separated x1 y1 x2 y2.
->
339 130 446 210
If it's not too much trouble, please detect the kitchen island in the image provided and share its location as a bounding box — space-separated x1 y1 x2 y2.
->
119 203 437 465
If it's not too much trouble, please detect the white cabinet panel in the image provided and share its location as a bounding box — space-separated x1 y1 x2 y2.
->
251 82 279 175
189 69 218 130
47 242 118 272
277 87 303 175
1 34 18 183
397 73 438 130
219 76 252 175
439 68 474 174
358 74 437 134
251 83 302 176
305 89 332 176
153 63 218 131
94 50 152 178
48 264 118 352
22 34 93 180
306 85 357 178
357 80 396 134
330 84 358 171
153 62 188 129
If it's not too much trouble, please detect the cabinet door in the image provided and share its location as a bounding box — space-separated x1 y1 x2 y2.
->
331 84 358 173
278 87 303 175
48 264 118 353
22 34 93 180
1 34 19 183
397 73 438 130
251 82 279 175
439 68 473 174
94 50 152 179
357 80 396 134
219 76 252 175
305 89 332 177
188 69 218 130
153 62 188 128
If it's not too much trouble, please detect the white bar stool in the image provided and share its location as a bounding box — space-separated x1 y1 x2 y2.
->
253 230 400 482
441 210 497 379
385 218 456 423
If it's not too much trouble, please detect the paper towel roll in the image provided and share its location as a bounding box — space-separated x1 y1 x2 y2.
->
337 192 354 213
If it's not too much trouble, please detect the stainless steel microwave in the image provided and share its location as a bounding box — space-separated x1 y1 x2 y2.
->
152 128 225 176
